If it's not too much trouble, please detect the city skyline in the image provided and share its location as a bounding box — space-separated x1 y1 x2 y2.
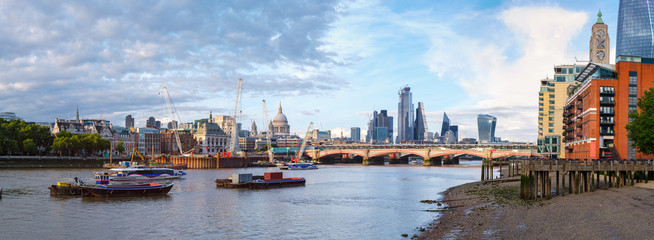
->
0 1 620 142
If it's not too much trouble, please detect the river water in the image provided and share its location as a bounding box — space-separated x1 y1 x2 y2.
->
0 163 486 239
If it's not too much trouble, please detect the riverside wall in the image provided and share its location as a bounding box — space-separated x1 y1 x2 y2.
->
0 156 130 168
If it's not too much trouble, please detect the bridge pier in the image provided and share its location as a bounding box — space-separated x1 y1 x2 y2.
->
362 157 384 166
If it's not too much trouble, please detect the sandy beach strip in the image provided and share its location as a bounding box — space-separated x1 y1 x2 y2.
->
417 176 654 239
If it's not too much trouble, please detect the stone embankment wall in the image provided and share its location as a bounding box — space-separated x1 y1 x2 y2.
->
0 156 130 168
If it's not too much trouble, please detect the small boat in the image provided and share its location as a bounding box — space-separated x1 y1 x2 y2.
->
249 178 306 189
287 162 318 170
278 162 289 170
49 177 86 196
95 167 186 184
80 182 174 197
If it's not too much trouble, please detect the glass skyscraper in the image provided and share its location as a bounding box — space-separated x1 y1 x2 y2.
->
397 87 414 142
414 102 428 141
477 114 496 144
440 112 450 137
616 0 654 59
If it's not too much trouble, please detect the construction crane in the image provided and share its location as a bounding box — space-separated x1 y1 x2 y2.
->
229 79 243 154
161 86 184 155
262 100 273 162
296 122 313 161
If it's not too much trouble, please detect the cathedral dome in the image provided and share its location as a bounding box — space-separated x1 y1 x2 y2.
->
272 103 288 123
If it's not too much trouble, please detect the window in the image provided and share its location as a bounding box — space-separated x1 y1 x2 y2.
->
539 103 544 106
549 117 554 121
549 123 554 127
539 97 544 101
549 94 555 98
549 100 555 104
549 106 555 110
629 86 637 95
549 111 554 115
539 108 544 112
600 86 614 93
549 128 554 133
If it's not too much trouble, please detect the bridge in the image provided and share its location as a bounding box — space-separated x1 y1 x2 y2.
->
306 144 538 166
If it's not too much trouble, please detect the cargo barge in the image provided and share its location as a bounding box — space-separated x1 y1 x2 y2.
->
215 172 305 189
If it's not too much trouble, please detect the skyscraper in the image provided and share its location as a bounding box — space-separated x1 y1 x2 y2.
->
146 117 156 127
366 110 393 143
414 102 428 141
397 86 414 142
125 115 134 128
440 112 450 137
449 125 458 143
477 114 497 143
350 127 361 142
617 0 654 59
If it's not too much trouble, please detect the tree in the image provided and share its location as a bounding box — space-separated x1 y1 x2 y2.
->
116 141 125 153
23 139 37 156
626 88 654 155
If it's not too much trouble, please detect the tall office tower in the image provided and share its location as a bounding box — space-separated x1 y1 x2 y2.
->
366 110 394 143
590 10 610 64
168 120 178 129
617 0 654 59
449 125 458 143
414 102 428 141
366 110 378 143
440 112 450 137
397 86 414 142
146 117 156 127
125 115 134 128
351 127 361 142
477 114 497 143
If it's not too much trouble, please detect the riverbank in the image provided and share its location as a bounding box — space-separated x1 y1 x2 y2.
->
0 156 127 168
418 177 654 239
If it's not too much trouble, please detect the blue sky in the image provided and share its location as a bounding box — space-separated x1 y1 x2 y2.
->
0 0 619 142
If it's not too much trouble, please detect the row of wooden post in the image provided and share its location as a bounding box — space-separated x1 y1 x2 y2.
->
520 159 652 200
481 159 521 181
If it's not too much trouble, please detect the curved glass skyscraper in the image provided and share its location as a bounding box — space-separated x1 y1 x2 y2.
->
616 0 654 58
477 114 496 144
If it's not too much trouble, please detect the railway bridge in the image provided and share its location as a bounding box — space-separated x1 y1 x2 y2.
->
306 144 538 166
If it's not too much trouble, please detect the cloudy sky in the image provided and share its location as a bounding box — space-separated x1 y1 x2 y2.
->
0 0 619 142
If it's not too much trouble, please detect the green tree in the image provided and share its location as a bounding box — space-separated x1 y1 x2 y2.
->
22 139 37 155
116 141 125 153
626 88 654 155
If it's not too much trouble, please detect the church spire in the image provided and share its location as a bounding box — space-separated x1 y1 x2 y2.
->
278 102 283 114
75 105 79 122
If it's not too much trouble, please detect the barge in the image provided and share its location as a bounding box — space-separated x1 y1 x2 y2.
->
80 182 173 197
215 172 305 189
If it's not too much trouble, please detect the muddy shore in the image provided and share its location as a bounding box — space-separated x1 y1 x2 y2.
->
417 176 654 239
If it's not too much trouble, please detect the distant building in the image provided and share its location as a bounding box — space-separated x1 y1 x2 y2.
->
477 114 497 144
397 86 414 142
449 125 458 143
155 120 161 129
239 137 256 152
125 115 134 128
414 102 428 141
167 120 178 130
277 137 302 148
350 127 361 142
366 110 393 143
193 121 228 156
616 3 653 59
0 112 19 120
440 112 450 137
250 120 258 137
461 138 478 144
146 117 156 127
137 127 161 156
309 129 331 140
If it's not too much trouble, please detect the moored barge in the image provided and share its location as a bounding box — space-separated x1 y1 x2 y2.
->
80 182 173 197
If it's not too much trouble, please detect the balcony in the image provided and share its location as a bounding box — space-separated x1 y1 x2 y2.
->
600 131 614 136
599 111 614 116
600 100 615 105
600 120 614 125
600 91 615 95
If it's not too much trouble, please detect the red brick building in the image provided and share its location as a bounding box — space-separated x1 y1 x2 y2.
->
564 58 654 159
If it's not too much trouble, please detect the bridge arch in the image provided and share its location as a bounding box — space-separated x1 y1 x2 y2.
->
369 149 427 158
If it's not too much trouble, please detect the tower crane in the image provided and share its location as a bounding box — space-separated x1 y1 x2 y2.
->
296 122 313 161
161 86 184 156
262 100 273 162
229 79 243 154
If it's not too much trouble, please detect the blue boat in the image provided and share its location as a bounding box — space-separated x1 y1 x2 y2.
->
287 162 318 170
80 182 174 197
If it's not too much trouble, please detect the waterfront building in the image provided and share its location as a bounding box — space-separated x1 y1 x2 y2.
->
161 129 195 155
136 127 161 157
193 121 229 156
271 103 290 136
115 129 136 156
414 102 428 141
350 127 361 142
0 112 20 120
440 112 450 137
214 115 238 138
125 115 134 128
477 114 497 144
308 129 331 140
238 137 256 152
167 120 178 130
616 0 654 59
51 118 84 135
397 86 414 142
277 137 302 148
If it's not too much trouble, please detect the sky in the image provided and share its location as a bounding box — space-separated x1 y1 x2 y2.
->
0 0 620 142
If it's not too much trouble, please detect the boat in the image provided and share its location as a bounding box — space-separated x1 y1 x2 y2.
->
148 163 188 170
287 162 318 170
278 162 289 170
95 167 186 184
80 182 173 197
49 177 86 196
215 172 306 189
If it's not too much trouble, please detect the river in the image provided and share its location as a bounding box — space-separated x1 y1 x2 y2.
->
0 163 486 239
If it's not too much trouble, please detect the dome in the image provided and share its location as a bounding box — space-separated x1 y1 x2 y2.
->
272 102 288 123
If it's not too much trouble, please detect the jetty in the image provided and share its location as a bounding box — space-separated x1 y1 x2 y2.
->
481 158 654 200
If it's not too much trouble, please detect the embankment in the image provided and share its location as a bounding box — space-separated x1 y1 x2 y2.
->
0 156 128 168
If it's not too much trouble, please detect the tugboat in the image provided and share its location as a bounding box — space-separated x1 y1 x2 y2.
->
49 177 86 196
